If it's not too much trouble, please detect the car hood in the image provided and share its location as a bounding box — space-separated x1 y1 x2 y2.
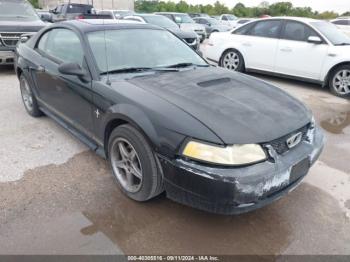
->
128 67 311 144
167 27 198 38
0 19 45 32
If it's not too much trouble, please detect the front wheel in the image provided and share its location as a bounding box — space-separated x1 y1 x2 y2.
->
19 74 43 117
219 49 245 72
329 65 350 98
108 124 164 202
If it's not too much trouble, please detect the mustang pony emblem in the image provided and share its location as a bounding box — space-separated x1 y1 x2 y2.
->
286 132 302 149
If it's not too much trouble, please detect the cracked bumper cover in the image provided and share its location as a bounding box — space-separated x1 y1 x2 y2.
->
159 126 325 215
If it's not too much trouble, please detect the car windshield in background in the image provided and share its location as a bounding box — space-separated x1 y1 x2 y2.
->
0 1 39 21
226 15 237 21
311 21 350 45
143 16 178 29
114 10 133 17
205 18 220 25
88 29 207 73
174 14 194 23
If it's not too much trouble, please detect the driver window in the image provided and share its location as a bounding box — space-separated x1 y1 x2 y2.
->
282 21 318 42
37 29 84 65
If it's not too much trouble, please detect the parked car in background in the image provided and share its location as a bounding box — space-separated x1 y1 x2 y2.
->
15 19 324 215
36 9 52 22
217 14 238 28
188 13 210 18
331 17 350 36
49 3 110 22
98 9 134 19
193 17 231 36
234 18 255 28
203 17 350 97
155 12 206 42
0 0 45 65
124 14 200 50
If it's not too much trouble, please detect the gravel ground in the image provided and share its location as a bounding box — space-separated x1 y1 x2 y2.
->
0 64 349 255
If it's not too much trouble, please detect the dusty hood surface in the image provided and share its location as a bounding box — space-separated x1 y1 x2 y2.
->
128 67 311 144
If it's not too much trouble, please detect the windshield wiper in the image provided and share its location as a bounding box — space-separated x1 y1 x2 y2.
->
335 42 350 46
163 62 209 68
101 67 180 75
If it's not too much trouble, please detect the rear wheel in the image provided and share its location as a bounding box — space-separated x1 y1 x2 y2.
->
219 49 245 72
19 74 43 117
329 65 350 98
108 124 163 201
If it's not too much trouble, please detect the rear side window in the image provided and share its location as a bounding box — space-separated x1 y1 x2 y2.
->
66 4 92 14
233 22 256 35
248 20 282 38
37 29 84 65
282 21 318 42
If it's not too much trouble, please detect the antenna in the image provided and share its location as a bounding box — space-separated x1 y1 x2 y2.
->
103 19 111 85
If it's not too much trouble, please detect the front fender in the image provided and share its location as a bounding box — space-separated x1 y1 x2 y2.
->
105 103 159 148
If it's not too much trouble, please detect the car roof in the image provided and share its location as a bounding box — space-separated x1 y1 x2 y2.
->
268 16 322 24
57 19 161 33
156 12 188 15
134 13 162 17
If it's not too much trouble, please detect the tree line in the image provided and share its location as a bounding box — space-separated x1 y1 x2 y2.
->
135 0 350 19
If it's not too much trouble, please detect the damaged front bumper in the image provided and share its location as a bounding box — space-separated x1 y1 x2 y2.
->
159 126 325 215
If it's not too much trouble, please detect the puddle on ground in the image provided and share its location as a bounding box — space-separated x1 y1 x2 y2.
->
0 151 349 255
320 111 350 134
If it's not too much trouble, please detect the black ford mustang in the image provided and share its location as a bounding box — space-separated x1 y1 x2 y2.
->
15 20 324 214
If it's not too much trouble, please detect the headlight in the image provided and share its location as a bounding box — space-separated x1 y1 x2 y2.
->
182 140 267 166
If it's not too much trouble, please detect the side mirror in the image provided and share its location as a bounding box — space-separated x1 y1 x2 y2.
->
307 36 322 44
40 14 52 22
58 63 89 82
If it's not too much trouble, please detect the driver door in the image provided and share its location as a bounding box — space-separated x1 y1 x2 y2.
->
32 28 94 137
274 20 329 80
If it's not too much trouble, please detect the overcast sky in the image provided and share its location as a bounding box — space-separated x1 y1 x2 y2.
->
182 0 350 14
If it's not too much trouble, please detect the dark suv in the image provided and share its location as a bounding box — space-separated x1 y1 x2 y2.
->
0 0 45 65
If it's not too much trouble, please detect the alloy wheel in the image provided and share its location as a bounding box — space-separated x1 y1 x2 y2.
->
333 69 350 95
110 137 143 193
20 77 34 112
222 51 240 71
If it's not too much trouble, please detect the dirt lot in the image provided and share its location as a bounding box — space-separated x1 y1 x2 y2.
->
0 65 349 255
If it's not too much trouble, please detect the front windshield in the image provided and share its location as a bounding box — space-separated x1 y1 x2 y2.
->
87 29 207 73
0 0 39 21
143 15 178 29
311 21 350 45
174 14 194 24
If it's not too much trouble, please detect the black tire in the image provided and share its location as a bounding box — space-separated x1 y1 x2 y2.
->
328 64 350 98
219 49 245 72
108 124 164 201
19 74 43 117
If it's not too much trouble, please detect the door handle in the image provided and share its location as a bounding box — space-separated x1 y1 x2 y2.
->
280 47 292 52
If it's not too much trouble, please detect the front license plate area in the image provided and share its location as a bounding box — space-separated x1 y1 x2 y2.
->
290 158 310 183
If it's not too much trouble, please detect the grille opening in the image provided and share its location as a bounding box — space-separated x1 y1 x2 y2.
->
6 58 14 63
264 124 310 155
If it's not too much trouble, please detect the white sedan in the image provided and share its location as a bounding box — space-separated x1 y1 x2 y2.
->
203 17 350 98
